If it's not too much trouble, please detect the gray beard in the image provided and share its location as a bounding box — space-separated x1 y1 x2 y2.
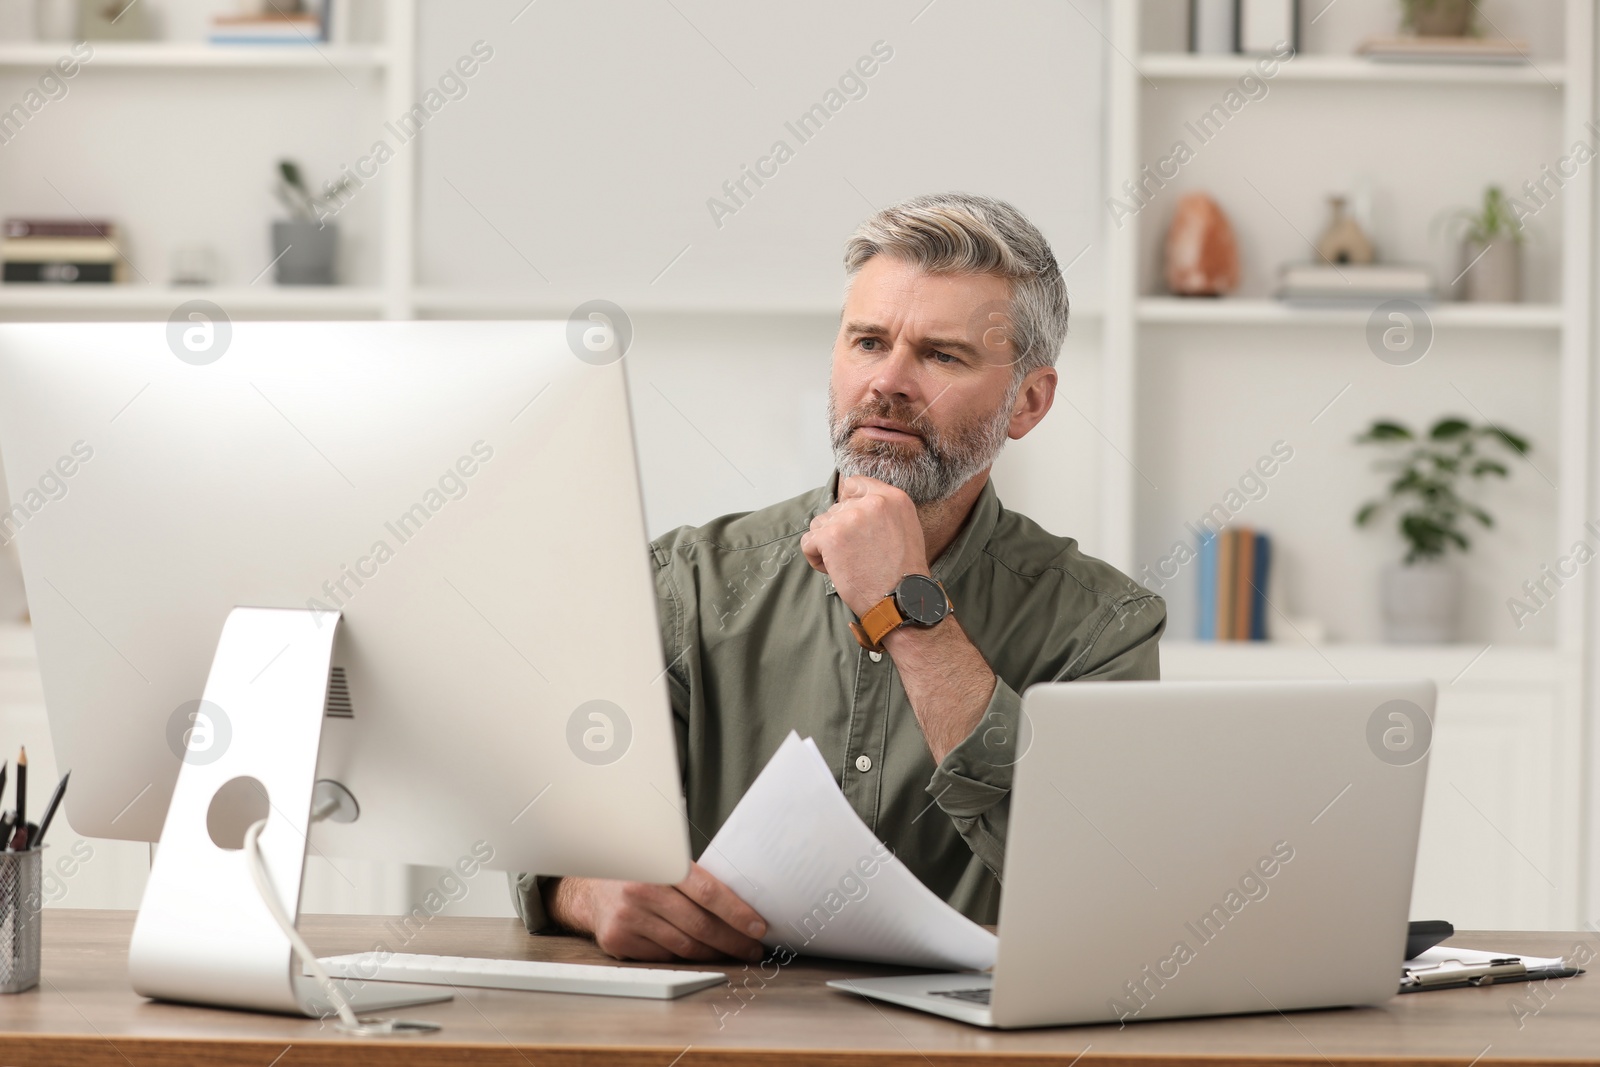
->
828 382 1017 506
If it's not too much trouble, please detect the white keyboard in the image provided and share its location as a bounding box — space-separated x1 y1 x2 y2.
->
316 951 727 1000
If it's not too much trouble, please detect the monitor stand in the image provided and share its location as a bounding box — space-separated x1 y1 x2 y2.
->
127 607 449 1019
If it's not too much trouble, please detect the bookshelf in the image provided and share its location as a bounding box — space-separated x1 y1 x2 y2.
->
0 42 391 68
1160 640 1559 683
1137 296 1565 329
1137 52 1568 85
0 284 387 313
0 0 416 322
1112 1 1593 929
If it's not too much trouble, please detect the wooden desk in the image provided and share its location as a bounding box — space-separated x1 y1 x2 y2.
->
0 911 1592 1066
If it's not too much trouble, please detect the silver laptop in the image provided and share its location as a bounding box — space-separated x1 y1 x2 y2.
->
829 679 1435 1028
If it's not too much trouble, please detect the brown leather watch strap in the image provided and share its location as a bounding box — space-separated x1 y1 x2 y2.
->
849 595 903 654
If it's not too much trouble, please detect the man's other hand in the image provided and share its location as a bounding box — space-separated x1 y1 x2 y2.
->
545 864 769 962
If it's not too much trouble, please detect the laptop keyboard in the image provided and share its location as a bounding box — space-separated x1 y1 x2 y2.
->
931 987 993 1005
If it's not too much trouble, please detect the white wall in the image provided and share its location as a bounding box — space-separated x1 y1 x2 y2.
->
412 0 1106 311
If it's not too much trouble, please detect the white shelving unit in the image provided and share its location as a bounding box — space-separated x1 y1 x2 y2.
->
1160 640 1559 684
0 42 391 68
0 284 387 313
1138 51 1568 85
1109 2 1595 929
1138 296 1565 329
0 2 416 322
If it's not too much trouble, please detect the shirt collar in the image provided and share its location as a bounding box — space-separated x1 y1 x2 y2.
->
816 472 1001 597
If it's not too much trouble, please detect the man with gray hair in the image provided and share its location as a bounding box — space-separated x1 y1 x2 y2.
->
515 192 1165 962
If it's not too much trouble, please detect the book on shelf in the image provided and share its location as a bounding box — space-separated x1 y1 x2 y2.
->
1196 527 1273 641
209 6 326 45
1356 36 1531 64
3 218 123 284
1249 534 1271 640
1196 530 1218 641
1189 0 1235 55
1215 528 1234 642
1238 0 1297 55
5 218 115 239
1232 532 1254 641
1278 263 1434 304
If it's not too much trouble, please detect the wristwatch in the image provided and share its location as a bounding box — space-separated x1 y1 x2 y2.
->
849 574 953 653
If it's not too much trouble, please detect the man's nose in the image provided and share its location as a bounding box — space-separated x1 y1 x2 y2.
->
868 343 922 401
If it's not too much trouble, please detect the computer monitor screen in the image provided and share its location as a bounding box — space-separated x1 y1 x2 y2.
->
0 320 690 885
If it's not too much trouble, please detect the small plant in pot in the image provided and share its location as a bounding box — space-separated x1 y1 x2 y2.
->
1354 416 1530 643
1450 185 1523 303
1399 0 1475 37
270 160 354 286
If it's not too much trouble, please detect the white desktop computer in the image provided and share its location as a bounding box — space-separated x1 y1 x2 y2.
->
0 320 692 1028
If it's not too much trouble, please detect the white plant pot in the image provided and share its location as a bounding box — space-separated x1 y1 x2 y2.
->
1461 238 1520 303
1380 561 1459 644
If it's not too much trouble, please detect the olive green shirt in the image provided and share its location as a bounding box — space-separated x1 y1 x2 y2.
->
513 475 1165 929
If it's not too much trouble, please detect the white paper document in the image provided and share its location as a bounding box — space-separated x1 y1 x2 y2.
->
698 731 998 972
1406 946 1567 970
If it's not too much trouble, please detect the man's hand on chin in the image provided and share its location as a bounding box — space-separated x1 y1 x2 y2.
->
800 475 930 616
545 865 769 963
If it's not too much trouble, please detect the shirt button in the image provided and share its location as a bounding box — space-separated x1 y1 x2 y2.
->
855 754 873 773
869 650 883 663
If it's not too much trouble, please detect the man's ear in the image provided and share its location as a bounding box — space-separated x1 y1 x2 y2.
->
1007 366 1057 441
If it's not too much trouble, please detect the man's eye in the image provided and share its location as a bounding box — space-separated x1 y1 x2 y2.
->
932 351 957 364
859 337 880 351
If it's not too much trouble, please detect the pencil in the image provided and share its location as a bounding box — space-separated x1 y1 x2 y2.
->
33 772 68 849
14 748 25 844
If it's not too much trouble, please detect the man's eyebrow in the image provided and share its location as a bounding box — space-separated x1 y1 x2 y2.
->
921 335 980 357
842 321 982 357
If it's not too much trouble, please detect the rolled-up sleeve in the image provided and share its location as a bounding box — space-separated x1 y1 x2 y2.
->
926 591 1165 877
926 676 1023 877
510 872 554 933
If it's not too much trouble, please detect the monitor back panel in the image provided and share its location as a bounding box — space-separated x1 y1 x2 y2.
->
0 321 689 882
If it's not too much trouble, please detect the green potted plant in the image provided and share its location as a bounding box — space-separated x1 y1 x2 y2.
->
270 160 353 286
1400 0 1474 37
1354 415 1530 643
1451 185 1523 303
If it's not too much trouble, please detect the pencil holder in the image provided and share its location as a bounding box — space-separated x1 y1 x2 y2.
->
0 847 42 993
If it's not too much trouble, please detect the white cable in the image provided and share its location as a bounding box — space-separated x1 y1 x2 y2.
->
242 815 360 1030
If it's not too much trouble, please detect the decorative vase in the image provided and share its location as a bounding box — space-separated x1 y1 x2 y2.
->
1380 560 1459 644
1407 0 1472 37
1460 238 1520 303
271 220 338 286
1315 196 1374 266
77 0 148 39
1164 192 1240 297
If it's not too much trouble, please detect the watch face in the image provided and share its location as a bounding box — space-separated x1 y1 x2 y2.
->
895 574 949 626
